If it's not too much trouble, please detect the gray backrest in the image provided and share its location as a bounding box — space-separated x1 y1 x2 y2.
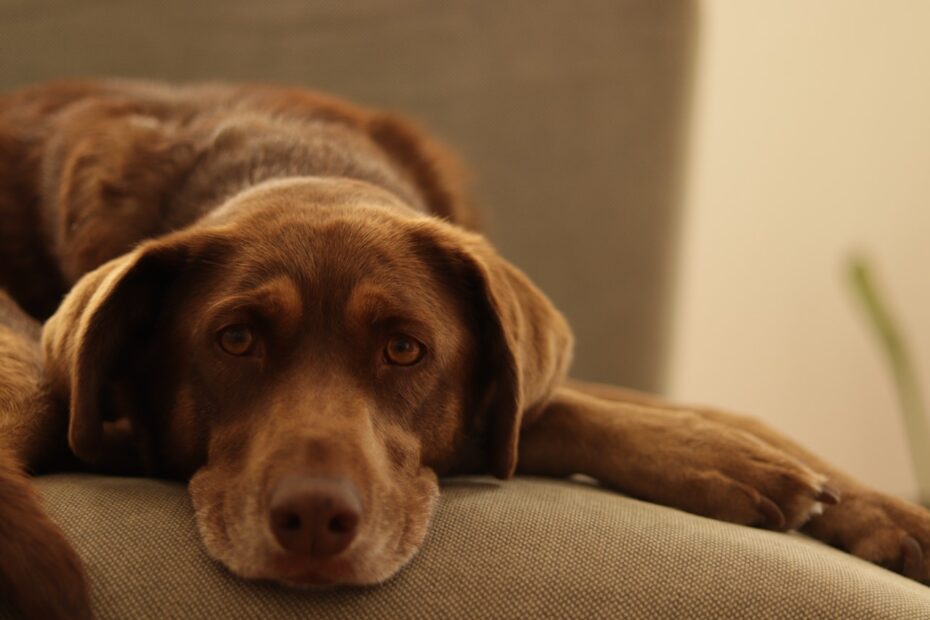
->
0 0 695 390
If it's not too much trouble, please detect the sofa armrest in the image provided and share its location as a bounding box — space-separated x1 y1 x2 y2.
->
2 475 928 619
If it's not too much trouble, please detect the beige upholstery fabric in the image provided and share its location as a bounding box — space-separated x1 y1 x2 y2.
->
2 475 929 619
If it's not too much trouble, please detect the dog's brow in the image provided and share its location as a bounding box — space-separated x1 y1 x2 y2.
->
344 282 425 328
208 276 303 327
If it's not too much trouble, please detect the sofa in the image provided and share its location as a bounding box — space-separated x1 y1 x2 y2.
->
2 476 930 619
4 1 930 618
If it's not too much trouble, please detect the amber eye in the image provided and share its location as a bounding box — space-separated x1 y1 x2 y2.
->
384 334 425 366
218 325 256 356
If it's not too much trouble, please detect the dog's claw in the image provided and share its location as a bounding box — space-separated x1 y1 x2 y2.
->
757 495 787 530
901 535 924 580
816 485 841 506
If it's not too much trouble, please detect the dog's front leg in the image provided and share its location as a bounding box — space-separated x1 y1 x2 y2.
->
520 382 930 583
517 385 837 532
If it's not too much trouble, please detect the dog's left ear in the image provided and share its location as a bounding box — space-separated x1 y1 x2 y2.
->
410 221 574 479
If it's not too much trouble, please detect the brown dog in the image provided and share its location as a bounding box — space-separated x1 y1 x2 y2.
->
1 79 929 619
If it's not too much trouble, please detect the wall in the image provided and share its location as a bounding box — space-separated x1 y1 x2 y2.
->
670 1 930 498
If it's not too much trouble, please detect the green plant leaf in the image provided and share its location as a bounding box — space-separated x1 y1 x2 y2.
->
847 255 930 505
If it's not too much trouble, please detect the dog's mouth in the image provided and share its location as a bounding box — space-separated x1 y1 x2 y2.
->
189 466 440 587
269 554 360 587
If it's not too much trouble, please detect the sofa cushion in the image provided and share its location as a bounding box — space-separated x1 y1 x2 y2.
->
2 475 930 619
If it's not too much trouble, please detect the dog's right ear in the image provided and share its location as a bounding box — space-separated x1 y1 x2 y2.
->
41 228 231 470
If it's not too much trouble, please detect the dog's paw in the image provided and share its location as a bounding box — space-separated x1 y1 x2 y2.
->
682 455 839 531
805 491 930 582
652 420 840 532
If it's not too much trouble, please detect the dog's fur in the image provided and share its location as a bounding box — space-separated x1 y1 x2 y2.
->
1 79 929 619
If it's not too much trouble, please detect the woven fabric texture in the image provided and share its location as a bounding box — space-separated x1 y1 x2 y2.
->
2 475 930 619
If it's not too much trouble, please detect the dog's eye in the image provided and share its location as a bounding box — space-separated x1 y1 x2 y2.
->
384 334 425 366
218 324 256 356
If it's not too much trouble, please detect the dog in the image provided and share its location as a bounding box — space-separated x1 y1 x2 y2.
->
1 79 928 619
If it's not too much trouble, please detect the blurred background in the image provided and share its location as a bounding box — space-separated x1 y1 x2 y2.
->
1 1 927 499
672 1 930 501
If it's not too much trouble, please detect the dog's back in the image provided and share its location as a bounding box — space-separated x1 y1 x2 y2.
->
0 79 474 319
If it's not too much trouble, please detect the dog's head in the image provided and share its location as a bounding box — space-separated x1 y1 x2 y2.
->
41 177 572 585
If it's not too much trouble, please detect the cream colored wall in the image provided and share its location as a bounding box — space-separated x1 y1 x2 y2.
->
670 0 930 499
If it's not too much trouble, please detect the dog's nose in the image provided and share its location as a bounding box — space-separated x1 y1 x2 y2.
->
269 476 362 556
